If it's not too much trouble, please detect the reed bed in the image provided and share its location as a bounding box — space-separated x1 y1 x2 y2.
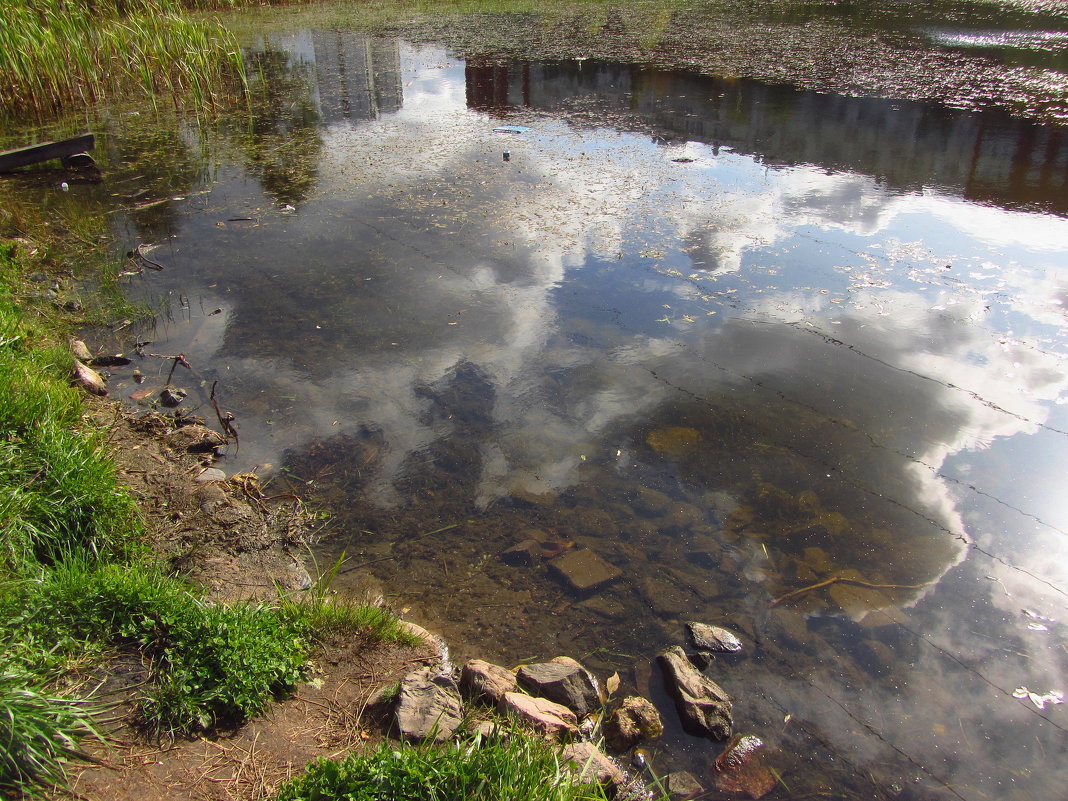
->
0 0 246 115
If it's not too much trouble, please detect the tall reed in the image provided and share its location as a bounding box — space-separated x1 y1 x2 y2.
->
0 0 246 116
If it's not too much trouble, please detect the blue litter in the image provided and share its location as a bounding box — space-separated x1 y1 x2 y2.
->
493 125 530 134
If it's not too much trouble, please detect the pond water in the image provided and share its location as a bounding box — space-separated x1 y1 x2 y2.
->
11 2 1068 798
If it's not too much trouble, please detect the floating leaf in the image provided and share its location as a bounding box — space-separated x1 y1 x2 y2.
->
605 672 620 697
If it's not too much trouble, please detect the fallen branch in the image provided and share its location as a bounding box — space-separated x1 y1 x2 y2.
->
769 575 936 607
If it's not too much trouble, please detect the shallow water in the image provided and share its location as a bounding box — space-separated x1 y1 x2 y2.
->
17 3 1068 798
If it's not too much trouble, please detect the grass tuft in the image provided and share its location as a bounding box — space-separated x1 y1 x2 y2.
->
274 730 615 801
0 669 107 794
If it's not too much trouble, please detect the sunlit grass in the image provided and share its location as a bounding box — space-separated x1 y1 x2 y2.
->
0 669 109 794
274 731 616 801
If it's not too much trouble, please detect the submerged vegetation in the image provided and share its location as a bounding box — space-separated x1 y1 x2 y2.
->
0 0 246 115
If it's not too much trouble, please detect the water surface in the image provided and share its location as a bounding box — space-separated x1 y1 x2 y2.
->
49 8 1068 800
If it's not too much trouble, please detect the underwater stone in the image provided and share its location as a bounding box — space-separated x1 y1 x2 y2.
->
549 547 622 594
562 741 627 790
663 770 704 799
640 574 699 616
159 386 187 407
500 539 542 567
712 734 776 799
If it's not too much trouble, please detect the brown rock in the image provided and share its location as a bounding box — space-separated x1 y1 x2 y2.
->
604 696 664 751
712 735 776 799
549 547 622 594
663 770 704 799
497 691 578 737
460 659 518 705
561 741 626 790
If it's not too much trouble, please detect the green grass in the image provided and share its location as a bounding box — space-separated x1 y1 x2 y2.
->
274 731 616 801
0 669 109 792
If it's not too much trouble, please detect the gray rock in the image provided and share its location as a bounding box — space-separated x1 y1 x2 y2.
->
195 467 227 484
396 621 447 663
500 538 542 567
657 646 732 740
517 659 600 718
69 339 93 361
687 622 744 653
549 547 622 594
604 696 664 751
497 691 577 737
394 670 464 743
460 659 518 705
561 741 626 790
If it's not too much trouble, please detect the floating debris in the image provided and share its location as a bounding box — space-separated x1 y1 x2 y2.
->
1012 687 1064 710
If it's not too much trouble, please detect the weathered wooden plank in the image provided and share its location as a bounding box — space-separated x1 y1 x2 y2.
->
0 133 95 172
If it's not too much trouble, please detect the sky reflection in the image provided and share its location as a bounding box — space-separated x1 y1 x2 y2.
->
106 37 1068 800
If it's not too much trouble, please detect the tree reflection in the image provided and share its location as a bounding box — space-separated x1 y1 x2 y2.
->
240 45 322 208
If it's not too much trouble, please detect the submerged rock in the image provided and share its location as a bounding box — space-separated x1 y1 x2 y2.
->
500 538 542 567
548 547 622 593
604 696 664 751
517 658 600 718
159 386 187 407
663 771 704 799
460 659 518 705
712 734 776 799
657 646 732 740
395 669 464 743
